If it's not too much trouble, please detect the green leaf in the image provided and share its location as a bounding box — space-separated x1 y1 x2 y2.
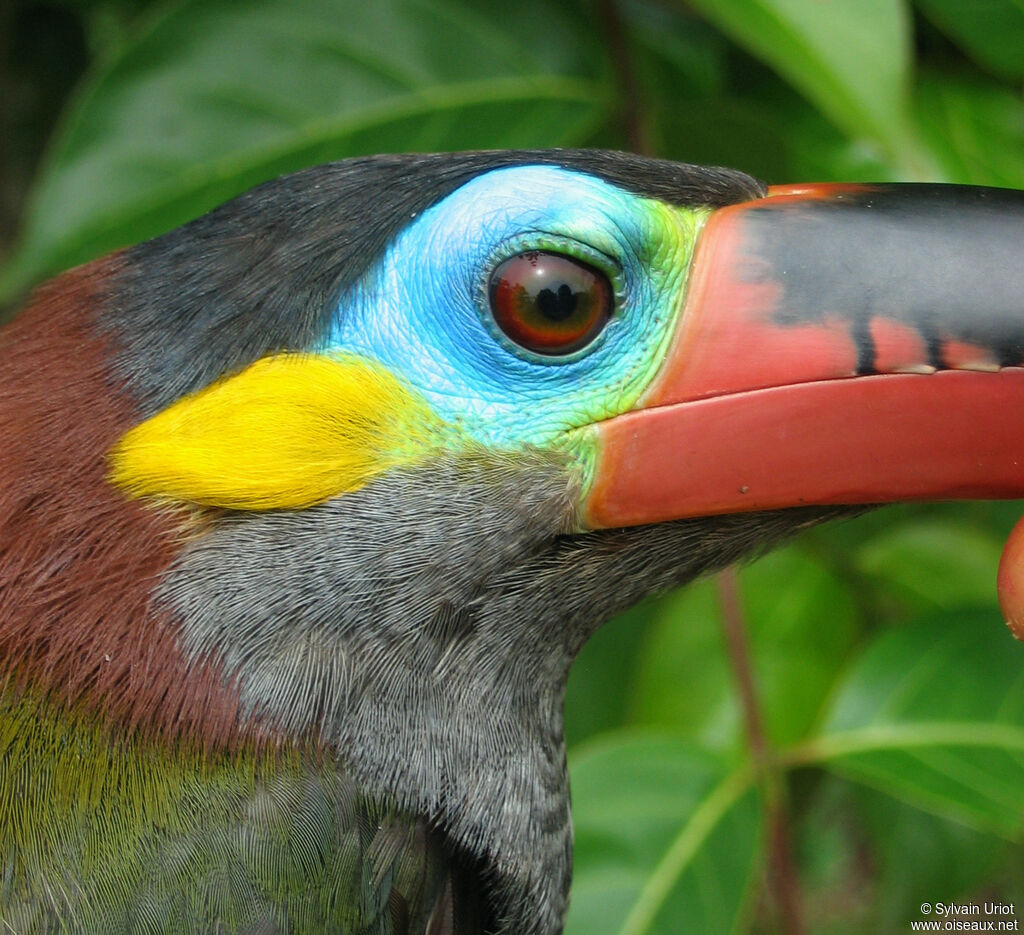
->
794 775 1015 932
566 601 659 748
0 0 610 301
914 70 1024 189
916 0 1024 79
853 517 1004 614
622 0 728 99
851 782 1016 928
654 97 795 185
680 0 924 171
567 733 758 935
630 547 860 751
801 611 1024 837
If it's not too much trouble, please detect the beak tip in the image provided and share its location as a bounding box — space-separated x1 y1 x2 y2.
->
998 512 1024 641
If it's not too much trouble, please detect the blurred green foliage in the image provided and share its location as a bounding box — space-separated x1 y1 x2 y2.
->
2 0 1023 932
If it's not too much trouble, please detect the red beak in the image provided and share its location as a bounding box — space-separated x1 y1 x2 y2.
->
586 182 1024 528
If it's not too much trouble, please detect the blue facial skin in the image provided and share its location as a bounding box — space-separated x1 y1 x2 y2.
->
326 165 704 450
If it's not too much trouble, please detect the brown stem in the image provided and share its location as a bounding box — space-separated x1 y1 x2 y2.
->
716 566 804 935
595 0 653 155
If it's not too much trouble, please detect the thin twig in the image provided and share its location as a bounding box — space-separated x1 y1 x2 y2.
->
595 0 653 155
716 566 804 935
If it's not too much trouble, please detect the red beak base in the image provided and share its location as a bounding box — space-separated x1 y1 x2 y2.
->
586 183 1024 529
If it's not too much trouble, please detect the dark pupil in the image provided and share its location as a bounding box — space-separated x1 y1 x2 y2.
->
536 283 578 322
489 250 612 355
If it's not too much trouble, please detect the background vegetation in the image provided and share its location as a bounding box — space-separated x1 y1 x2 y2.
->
2 1 1023 932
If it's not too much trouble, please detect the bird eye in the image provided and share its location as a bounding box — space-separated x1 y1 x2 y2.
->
488 251 613 356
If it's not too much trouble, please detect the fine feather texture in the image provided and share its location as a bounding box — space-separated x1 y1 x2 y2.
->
160 447 856 934
0 690 476 933
1 151 809 935
111 353 467 510
0 259 243 744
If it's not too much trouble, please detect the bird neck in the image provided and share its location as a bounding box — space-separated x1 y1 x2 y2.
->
0 260 584 933
1 259 853 935
157 450 586 934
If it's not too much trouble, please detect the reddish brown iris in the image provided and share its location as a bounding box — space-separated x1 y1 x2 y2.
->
489 251 613 355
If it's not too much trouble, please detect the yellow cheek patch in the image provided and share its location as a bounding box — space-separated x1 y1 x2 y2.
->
110 353 462 510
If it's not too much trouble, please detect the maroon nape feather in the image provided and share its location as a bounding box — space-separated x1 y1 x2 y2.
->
0 258 242 747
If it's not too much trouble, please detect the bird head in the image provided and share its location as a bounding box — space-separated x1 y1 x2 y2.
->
2 150 1023 934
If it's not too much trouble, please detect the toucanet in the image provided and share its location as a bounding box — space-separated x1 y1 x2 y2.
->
2 150 1024 934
